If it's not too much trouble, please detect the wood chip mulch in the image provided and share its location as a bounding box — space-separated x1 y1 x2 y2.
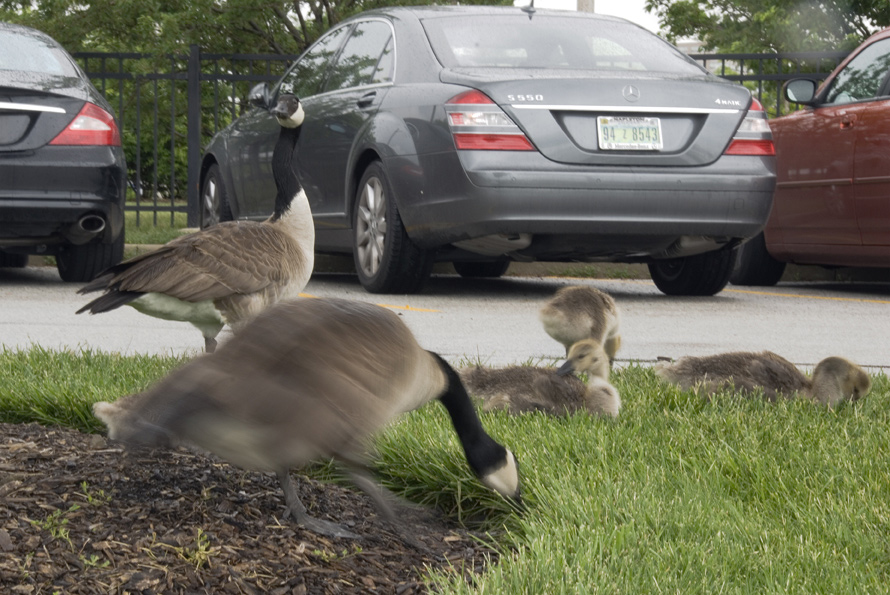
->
0 423 498 594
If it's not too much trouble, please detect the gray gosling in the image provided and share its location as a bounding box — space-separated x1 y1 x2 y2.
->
93 297 521 539
539 286 621 362
77 94 314 353
654 351 871 407
462 339 621 418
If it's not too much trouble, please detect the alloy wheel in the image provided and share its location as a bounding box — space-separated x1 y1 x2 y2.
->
202 175 220 228
355 176 388 278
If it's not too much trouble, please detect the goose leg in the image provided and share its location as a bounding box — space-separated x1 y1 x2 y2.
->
345 467 397 522
277 470 359 539
345 466 431 552
604 335 621 368
204 336 218 353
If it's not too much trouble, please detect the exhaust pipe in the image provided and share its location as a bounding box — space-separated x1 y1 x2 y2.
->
65 214 106 245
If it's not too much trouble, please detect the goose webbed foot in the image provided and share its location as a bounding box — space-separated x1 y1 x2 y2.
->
278 471 359 539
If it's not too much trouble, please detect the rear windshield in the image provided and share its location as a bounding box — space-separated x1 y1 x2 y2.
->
422 14 704 74
0 29 80 76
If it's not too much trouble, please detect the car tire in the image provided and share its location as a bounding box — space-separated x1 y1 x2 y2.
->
353 161 433 294
647 248 735 296
453 261 510 278
729 232 786 287
56 233 125 283
0 251 28 268
201 163 234 228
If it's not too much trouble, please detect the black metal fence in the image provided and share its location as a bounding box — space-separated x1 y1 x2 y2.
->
689 50 850 115
72 47 850 227
74 46 298 227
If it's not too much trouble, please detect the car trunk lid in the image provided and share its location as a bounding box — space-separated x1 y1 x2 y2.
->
0 87 86 152
440 68 751 167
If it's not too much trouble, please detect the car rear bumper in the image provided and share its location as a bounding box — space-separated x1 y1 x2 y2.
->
0 145 126 250
392 151 776 260
0 198 124 248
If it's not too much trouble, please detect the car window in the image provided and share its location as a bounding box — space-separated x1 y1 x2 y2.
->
278 25 351 98
421 14 704 74
0 29 79 76
824 38 890 105
323 20 394 92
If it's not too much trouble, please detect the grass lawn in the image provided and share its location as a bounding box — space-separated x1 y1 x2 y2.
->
2 347 888 593
124 209 189 245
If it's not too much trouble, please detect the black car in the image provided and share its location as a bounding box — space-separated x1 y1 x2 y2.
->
0 22 126 282
201 6 775 295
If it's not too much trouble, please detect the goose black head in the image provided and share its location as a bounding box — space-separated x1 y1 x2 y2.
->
271 94 304 129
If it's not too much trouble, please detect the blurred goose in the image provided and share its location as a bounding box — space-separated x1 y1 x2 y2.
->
93 297 520 539
462 339 621 418
539 286 621 362
654 351 871 406
77 94 314 352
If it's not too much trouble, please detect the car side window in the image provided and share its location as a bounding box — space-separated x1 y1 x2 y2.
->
824 38 890 105
279 25 351 98
323 20 394 93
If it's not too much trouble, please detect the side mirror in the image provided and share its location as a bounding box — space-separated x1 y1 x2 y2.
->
248 83 272 109
784 79 818 105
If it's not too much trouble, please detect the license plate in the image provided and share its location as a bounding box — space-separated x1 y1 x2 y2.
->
597 116 663 151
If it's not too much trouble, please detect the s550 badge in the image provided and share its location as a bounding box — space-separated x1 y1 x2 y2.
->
507 94 544 102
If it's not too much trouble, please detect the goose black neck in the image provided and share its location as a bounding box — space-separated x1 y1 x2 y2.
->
271 124 303 221
429 351 507 477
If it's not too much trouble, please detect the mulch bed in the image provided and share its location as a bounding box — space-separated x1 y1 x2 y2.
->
0 423 498 594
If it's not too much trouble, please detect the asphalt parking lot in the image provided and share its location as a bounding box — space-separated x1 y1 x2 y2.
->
1 266 888 372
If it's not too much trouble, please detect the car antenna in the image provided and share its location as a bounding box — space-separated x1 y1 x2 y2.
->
521 0 536 20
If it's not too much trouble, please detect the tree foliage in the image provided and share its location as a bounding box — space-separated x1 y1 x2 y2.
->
0 0 510 204
0 0 510 56
645 0 890 52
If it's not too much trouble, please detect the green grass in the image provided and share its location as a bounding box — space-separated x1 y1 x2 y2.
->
2 347 889 593
545 263 648 280
124 210 188 245
0 346 188 432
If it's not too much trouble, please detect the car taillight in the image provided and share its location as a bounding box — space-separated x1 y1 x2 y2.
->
725 98 775 156
49 102 121 146
445 90 534 151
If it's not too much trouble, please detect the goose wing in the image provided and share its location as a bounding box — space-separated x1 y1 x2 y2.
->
80 221 302 303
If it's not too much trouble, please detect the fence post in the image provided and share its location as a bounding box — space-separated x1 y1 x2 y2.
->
187 44 202 228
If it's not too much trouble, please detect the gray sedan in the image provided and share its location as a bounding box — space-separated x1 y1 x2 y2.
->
201 6 775 295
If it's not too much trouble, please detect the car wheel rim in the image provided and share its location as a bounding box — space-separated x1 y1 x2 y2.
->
656 259 684 281
356 176 388 278
202 177 219 227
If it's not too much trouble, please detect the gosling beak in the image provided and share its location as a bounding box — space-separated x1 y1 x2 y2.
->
556 360 575 376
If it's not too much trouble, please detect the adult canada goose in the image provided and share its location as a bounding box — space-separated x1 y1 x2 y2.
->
539 286 621 362
93 297 521 539
654 351 871 407
462 339 621 418
77 94 314 352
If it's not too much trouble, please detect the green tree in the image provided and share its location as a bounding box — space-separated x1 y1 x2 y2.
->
645 0 890 52
0 0 511 56
0 0 510 206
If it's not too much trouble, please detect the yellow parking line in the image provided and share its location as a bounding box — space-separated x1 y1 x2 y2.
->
298 293 440 313
725 287 890 305
376 303 441 312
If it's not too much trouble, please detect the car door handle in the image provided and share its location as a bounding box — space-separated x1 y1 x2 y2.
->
839 113 857 129
357 91 377 109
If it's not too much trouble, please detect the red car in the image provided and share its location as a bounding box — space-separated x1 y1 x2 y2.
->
732 27 890 286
